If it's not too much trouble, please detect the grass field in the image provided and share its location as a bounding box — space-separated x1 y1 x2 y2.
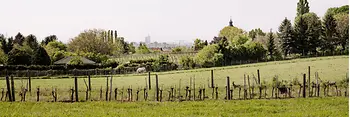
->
0 97 347 117
0 55 348 101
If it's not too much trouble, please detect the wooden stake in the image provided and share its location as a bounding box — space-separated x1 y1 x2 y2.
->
10 76 15 101
148 72 151 90
211 70 214 88
156 74 159 101
5 75 12 102
303 74 306 98
74 76 78 102
227 76 230 100
308 66 311 97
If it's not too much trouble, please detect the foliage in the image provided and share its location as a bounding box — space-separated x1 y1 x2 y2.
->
136 43 151 54
267 30 277 59
32 46 51 65
296 0 309 16
68 29 114 55
193 38 207 51
179 55 195 69
278 18 294 57
13 32 25 46
102 59 119 68
171 47 182 54
303 13 322 55
218 26 244 42
232 35 249 46
195 44 219 68
79 52 108 63
248 28 266 40
41 35 58 45
0 35 13 54
44 41 67 63
334 13 349 52
68 56 83 65
0 48 7 65
321 13 338 54
7 47 32 65
294 16 309 55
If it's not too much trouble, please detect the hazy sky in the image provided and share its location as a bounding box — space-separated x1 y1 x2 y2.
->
0 0 348 43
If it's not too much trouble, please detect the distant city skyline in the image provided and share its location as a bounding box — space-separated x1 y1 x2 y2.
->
0 0 348 43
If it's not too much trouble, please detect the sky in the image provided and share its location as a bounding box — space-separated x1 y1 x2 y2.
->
0 0 348 44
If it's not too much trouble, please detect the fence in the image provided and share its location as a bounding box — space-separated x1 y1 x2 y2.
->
1 67 348 103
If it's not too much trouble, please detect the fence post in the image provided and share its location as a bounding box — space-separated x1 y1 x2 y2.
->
303 74 306 98
248 75 251 99
155 74 159 101
148 72 151 90
5 75 12 102
27 70 31 92
74 76 78 102
193 77 196 101
109 72 113 101
211 70 214 88
308 66 311 97
227 76 230 100
88 74 91 91
10 76 15 101
106 76 109 101
258 69 262 99
244 74 247 100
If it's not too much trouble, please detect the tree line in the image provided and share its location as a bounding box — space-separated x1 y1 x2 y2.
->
189 1 348 68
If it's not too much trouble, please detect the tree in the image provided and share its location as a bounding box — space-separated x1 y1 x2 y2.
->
41 35 58 45
68 56 83 65
248 28 266 40
297 0 309 16
68 29 114 55
179 55 195 69
32 46 51 65
136 43 150 54
218 26 244 42
335 13 349 52
303 13 322 55
14 32 25 46
267 29 276 59
278 18 294 56
128 43 136 54
24 34 39 50
0 47 7 65
321 13 338 54
194 44 219 67
45 41 67 63
294 16 309 55
7 47 31 65
193 38 206 51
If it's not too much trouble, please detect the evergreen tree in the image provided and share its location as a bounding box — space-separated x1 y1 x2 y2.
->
267 29 276 59
32 46 51 65
297 0 310 16
321 13 338 54
24 34 39 50
294 16 309 55
278 18 294 57
7 48 31 65
41 35 57 45
14 32 25 46
303 13 322 55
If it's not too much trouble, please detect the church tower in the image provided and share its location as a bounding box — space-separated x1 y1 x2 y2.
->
229 17 233 27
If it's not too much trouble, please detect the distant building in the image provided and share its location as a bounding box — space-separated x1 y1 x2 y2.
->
145 35 151 44
54 56 96 65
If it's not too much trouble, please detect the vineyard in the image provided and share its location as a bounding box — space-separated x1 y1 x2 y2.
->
114 52 197 64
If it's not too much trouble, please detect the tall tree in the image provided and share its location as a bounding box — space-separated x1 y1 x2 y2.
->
32 46 51 65
267 29 276 59
321 13 338 54
24 34 39 50
14 32 25 45
297 0 310 16
335 13 349 52
249 28 266 40
278 18 294 57
41 35 57 45
7 48 31 65
303 13 322 55
294 16 309 55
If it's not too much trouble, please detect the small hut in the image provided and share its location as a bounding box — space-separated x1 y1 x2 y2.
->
54 56 96 65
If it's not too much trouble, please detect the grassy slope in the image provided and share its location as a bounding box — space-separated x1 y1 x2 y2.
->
0 56 347 101
0 97 347 117
2 56 347 88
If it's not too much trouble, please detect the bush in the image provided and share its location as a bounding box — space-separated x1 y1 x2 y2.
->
179 56 195 69
172 47 182 54
195 44 219 68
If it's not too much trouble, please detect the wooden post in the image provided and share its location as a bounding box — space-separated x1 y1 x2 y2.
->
5 75 12 102
248 75 251 99
106 76 109 101
258 69 262 99
109 74 113 101
74 76 78 102
303 74 306 98
70 88 74 102
37 87 40 102
244 74 247 100
88 74 91 91
148 72 151 90
227 76 230 100
155 74 159 101
211 70 214 88
28 70 31 92
10 76 15 101
193 77 196 101
308 66 311 97
315 72 319 97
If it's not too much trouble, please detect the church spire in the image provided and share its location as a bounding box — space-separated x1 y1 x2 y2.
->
229 17 233 27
